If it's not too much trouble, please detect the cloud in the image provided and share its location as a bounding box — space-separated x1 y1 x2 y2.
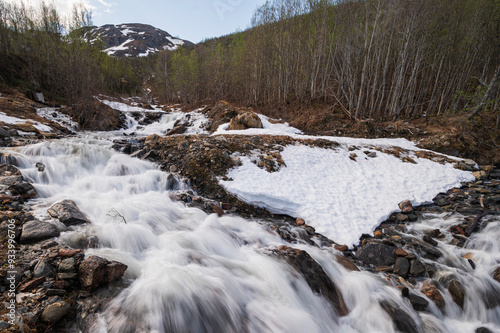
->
96 0 116 8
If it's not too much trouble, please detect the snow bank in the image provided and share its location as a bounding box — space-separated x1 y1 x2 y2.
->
0 112 53 132
221 144 474 246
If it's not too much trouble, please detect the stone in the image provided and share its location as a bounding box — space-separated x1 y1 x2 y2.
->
145 134 160 145
493 267 500 283
409 260 426 277
8 183 37 200
448 279 465 308
380 301 419 333
59 248 81 257
273 246 348 316
393 257 410 278
398 200 413 213
0 164 22 177
334 244 348 252
33 260 56 279
0 175 24 186
79 256 127 291
473 171 488 181
41 301 70 323
423 235 438 246
335 254 359 271
36 162 45 172
408 293 429 311
227 112 263 130
20 220 60 244
462 159 477 167
476 328 493 333
57 273 78 280
47 200 90 226
396 213 409 222
58 258 76 273
17 277 46 292
395 248 408 257
296 218 305 226
169 165 177 173
211 204 224 216
421 280 445 309
356 242 396 267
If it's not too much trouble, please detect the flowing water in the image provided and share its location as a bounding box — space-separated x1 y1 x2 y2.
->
1 110 499 333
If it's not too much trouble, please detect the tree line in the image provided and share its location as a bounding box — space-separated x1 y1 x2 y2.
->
0 0 143 112
153 0 500 121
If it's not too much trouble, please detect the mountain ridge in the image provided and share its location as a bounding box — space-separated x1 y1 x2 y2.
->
84 23 193 57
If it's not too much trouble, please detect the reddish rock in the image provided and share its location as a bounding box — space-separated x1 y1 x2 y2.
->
107 261 128 282
296 218 306 226
334 244 348 252
228 112 263 131
493 267 500 283
222 203 232 210
395 248 408 257
79 256 127 291
448 279 465 308
398 200 413 213
421 280 445 309
41 301 70 323
59 248 82 257
335 255 359 271
52 280 68 289
211 204 224 216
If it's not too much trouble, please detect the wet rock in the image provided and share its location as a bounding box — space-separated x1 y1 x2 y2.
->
41 301 71 323
409 260 426 277
211 204 224 216
273 246 348 316
335 254 359 272
36 162 45 172
395 248 408 257
0 164 22 177
17 276 46 292
469 259 476 270
398 200 413 213
166 174 180 191
448 279 465 308
408 293 429 311
79 256 127 291
8 183 37 200
493 267 500 283
33 260 56 279
476 327 493 333
228 112 263 130
59 247 82 257
423 235 438 246
393 257 410 278
421 280 445 309
396 213 409 222
20 220 60 243
48 200 90 226
296 218 305 226
356 242 396 267
169 165 177 173
58 258 76 273
380 301 419 333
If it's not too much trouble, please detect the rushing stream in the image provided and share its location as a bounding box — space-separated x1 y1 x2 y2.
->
1 110 499 333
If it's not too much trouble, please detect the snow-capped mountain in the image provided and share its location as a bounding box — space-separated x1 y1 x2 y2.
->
84 23 193 57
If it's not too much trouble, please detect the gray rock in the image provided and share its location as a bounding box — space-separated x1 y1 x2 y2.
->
20 220 60 244
409 260 426 277
48 200 90 226
79 256 127 290
380 301 419 333
33 260 56 279
0 175 24 186
41 301 70 323
58 258 76 273
356 242 396 267
8 182 37 199
0 320 10 329
408 293 429 311
449 279 466 308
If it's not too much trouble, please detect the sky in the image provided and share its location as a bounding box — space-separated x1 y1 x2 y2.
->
8 0 268 43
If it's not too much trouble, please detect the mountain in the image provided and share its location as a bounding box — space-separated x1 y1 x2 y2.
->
84 23 193 57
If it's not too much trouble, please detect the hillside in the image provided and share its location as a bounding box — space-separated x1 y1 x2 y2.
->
84 23 193 57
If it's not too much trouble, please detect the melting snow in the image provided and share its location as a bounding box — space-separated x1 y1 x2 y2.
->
221 144 474 246
36 108 79 131
0 112 53 132
105 39 134 56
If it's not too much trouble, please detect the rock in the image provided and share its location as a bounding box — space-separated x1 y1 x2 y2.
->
211 204 224 216
58 258 76 273
33 260 56 279
0 164 22 177
395 248 408 257
408 293 429 311
59 247 82 257
448 279 465 308
335 254 359 271
476 327 493 333
47 200 90 226
166 174 180 190
41 301 70 323
473 171 488 181
8 182 37 199
393 257 410 278
334 244 348 252
398 200 413 213
20 220 60 243
421 280 445 309
36 162 45 172
380 301 419 333
462 159 477 167
273 246 348 316
79 256 127 290
145 134 160 145
423 235 438 246
17 276 46 292
0 175 24 186
356 242 396 267
227 112 263 130
296 218 305 226
493 267 500 283
409 260 426 277
396 213 409 222
169 165 177 173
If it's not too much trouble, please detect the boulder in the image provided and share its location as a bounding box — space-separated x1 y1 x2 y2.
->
448 279 465 308
20 220 60 243
58 258 76 273
393 257 410 278
356 242 396 267
48 200 90 226
0 175 24 186
398 200 413 213
41 301 70 323
493 267 500 283
8 182 37 199
380 301 420 333
227 112 263 131
0 164 22 177
33 260 56 279
409 260 426 277
421 280 445 309
79 256 127 290
408 293 429 311
273 246 348 316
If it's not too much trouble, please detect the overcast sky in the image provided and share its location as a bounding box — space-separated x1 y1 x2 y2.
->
10 0 267 43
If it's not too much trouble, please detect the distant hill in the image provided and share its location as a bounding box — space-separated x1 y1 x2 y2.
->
84 23 193 57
